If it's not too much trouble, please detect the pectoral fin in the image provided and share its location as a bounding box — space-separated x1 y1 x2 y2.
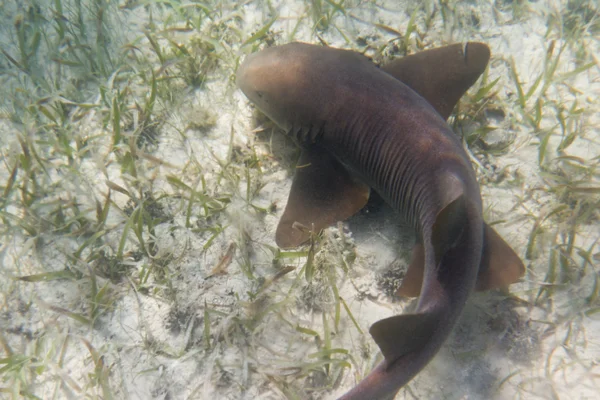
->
275 145 370 248
382 42 490 120
475 223 525 291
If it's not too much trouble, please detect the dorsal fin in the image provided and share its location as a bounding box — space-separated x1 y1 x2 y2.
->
398 222 525 298
275 145 370 248
398 174 467 298
430 193 468 266
381 42 490 120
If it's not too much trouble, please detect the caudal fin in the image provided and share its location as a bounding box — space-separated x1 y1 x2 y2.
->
369 312 439 363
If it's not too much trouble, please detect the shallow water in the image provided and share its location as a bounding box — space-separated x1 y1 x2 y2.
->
0 1 599 399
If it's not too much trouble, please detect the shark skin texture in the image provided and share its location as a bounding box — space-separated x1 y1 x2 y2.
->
236 42 525 400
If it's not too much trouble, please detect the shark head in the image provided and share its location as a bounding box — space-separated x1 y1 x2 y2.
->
237 44 314 133
237 43 374 140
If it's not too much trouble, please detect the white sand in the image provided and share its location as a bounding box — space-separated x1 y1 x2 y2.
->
1 1 598 399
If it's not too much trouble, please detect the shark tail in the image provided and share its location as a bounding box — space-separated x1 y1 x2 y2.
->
338 193 483 400
337 310 451 400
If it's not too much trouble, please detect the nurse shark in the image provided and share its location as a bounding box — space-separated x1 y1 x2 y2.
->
236 42 524 400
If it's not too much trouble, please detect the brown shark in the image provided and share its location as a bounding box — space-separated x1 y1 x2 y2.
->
237 42 524 400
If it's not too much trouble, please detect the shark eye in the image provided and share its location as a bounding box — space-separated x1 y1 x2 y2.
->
256 91 264 98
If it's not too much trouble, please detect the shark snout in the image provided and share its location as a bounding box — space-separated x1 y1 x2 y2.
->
236 52 259 95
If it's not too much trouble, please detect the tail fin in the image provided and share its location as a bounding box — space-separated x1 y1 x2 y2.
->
369 312 440 363
338 189 481 400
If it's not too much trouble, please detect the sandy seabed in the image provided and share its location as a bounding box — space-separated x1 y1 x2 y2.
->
1 1 599 399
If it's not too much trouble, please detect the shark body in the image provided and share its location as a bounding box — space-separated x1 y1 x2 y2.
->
237 42 524 400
